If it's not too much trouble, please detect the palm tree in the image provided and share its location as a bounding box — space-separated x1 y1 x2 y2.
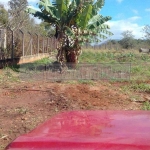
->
26 0 113 66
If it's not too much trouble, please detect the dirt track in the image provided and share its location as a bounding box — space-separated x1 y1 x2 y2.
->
0 80 144 149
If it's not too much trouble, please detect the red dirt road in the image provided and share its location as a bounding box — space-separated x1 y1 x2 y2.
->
0 80 143 149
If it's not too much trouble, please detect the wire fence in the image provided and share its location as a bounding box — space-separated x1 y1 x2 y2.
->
18 63 131 81
0 28 57 61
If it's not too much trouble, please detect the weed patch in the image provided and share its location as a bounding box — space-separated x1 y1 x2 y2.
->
143 101 150 110
129 83 150 92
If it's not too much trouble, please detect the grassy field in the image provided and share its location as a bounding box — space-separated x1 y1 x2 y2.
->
1 49 150 109
79 49 150 81
1 49 150 81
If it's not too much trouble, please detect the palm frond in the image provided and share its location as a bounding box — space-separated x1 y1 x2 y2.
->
92 0 105 15
52 0 68 18
87 15 111 29
77 4 93 29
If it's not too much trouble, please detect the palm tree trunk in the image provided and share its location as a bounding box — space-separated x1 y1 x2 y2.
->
56 32 80 69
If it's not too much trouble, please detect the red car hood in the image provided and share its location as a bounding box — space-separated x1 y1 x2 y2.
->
6 110 150 150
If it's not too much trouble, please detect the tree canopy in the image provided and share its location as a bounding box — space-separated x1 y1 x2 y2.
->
26 0 113 64
119 30 135 49
27 0 113 44
7 0 29 31
143 25 150 43
0 4 8 28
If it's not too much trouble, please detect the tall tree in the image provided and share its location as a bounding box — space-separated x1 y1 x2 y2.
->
7 0 29 31
37 22 56 36
27 0 113 65
119 30 135 49
143 25 150 43
0 4 8 28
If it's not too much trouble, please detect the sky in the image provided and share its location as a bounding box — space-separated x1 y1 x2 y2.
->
100 0 150 39
0 0 150 40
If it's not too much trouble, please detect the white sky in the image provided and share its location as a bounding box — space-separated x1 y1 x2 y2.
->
107 18 145 39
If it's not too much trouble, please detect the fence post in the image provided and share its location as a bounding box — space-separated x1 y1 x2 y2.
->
50 37 53 53
47 37 49 53
3 29 6 50
42 36 44 53
110 41 111 50
11 29 14 60
20 30 24 57
28 32 32 55
35 33 39 55
54 38 57 49
0 29 7 53
49 38 51 53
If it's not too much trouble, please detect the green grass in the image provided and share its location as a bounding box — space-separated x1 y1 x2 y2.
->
130 83 150 92
4 57 53 73
79 51 116 63
143 101 150 110
34 57 53 64
79 50 150 63
0 57 54 83
20 57 52 68
79 49 150 81
78 80 95 85
130 64 150 81
0 67 20 84
131 65 144 74
1 49 150 82
121 82 150 93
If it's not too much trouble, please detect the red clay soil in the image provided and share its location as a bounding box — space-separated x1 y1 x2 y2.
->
0 80 144 149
